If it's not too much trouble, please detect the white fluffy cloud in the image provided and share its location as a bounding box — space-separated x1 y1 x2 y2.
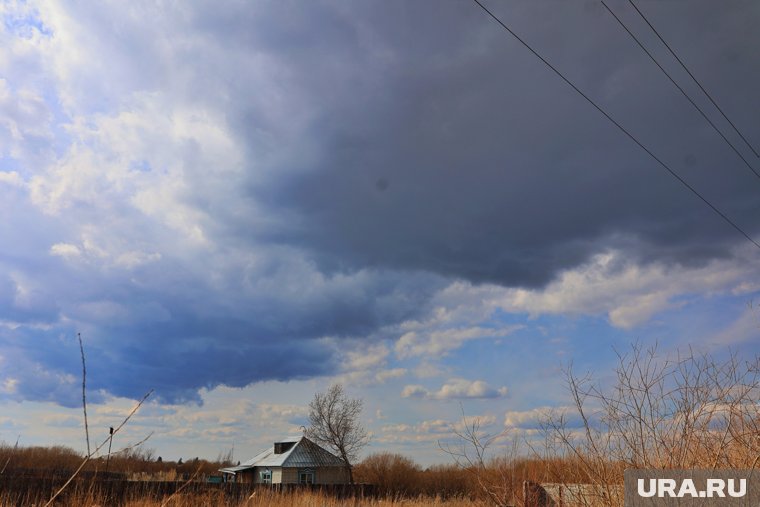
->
395 326 519 359
500 249 760 328
503 407 555 430
424 248 760 331
0 170 25 187
402 378 508 400
376 413 499 445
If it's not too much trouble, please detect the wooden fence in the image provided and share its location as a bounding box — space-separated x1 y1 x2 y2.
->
0 475 376 506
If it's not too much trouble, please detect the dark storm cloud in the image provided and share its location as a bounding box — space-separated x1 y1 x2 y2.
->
2 0 759 406
246 0 760 287
0 213 447 403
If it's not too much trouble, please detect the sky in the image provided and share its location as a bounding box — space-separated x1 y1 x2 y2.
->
0 0 759 466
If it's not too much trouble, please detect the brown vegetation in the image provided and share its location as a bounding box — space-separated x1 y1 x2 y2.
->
0 442 228 481
3 343 757 506
0 443 553 505
354 453 472 499
541 344 760 506
0 486 479 507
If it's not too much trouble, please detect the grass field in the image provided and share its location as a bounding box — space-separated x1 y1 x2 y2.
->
0 443 484 506
0 477 478 507
0 488 478 507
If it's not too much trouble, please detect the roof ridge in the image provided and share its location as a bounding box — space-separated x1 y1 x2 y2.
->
222 435 346 471
281 436 345 467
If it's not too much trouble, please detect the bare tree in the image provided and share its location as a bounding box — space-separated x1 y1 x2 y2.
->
306 384 368 483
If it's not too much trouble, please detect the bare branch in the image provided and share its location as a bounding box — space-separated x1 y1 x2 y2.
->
44 389 154 507
542 342 760 507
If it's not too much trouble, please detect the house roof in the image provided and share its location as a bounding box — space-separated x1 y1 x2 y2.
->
220 436 346 474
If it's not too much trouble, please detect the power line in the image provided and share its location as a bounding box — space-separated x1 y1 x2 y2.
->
470 0 760 250
600 0 760 181
629 0 760 159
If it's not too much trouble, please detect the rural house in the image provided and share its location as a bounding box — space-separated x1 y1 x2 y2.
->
219 435 349 484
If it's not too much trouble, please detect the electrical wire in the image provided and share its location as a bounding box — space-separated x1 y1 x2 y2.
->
629 0 760 159
600 0 760 181
470 0 760 250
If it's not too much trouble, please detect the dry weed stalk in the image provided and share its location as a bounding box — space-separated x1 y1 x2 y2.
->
0 436 19 475
44 389 154 507
78 332 91 457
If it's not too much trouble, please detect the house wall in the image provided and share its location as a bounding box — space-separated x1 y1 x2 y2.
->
280 466 348 485
281 467 298 484
232 466 283 484
230 466 348 485
234 470 255 484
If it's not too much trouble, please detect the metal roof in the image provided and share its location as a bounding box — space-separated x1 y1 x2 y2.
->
220 436 345 473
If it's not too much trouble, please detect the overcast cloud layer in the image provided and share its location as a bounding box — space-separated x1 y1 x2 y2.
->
0 0 759 414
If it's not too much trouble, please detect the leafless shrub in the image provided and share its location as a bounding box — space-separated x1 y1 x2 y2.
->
439 407 528 507
353 452 422 497
543 342 760 507
216 445 235 468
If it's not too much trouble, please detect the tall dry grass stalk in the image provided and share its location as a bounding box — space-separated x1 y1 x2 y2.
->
78 332 91 457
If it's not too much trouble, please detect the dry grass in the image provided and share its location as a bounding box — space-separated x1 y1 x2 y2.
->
134 490 477 507
0 443 587 506
0 487 479 507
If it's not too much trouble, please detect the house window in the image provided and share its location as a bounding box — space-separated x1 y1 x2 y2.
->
299 469 315 485
260 470 272 484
